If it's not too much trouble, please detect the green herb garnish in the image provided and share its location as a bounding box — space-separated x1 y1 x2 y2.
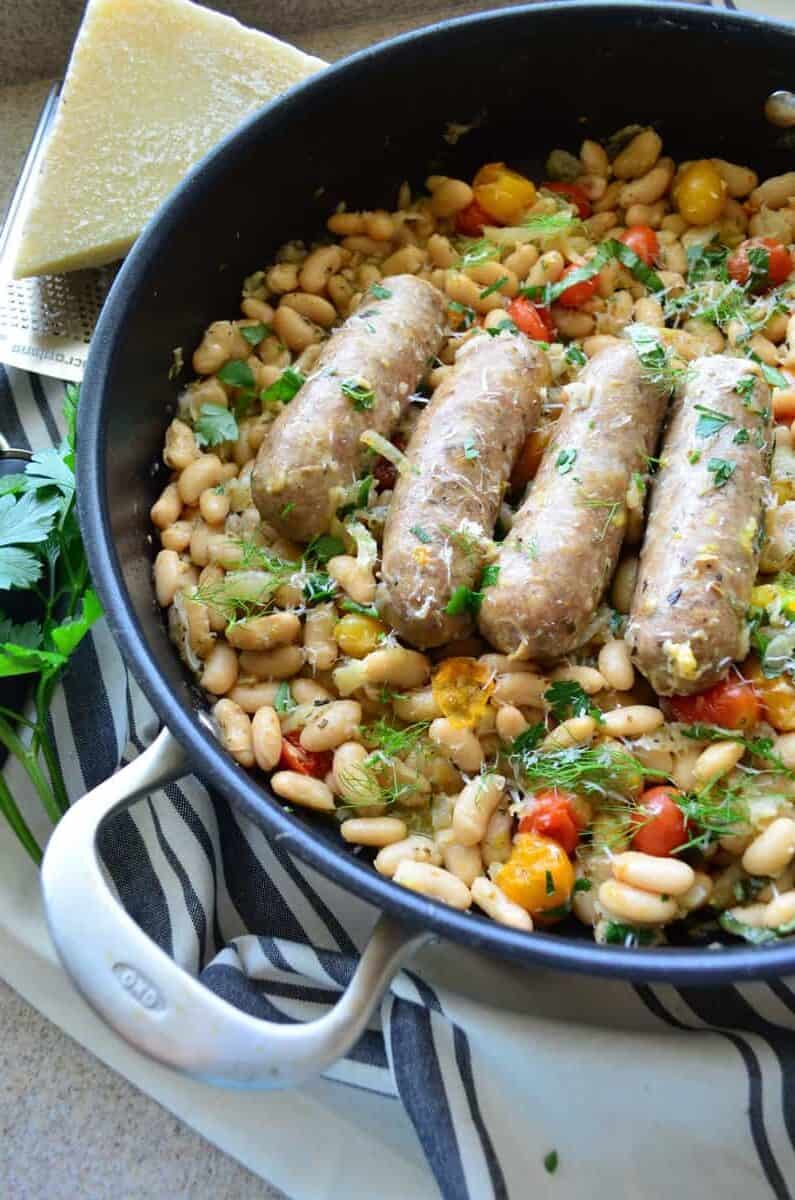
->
565 342 587 368
217 358 255 390
261 366 305 405
544 680 602 723
694 404 732 439
370 283 393 300
707 457 736 488
194 403 238 447
603 921 656 947
556 449 577 475
240 322 270 346
448 300 476 329
733 428 751 445
410 525 432 544
274 680 296 714
479 276 508 300
458 238 500 270
341 378 375 410
543 1151 559 1176
463 437 479 460
305 534 345 565
302 572 337 605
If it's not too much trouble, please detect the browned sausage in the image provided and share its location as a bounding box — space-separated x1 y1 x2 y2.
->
377 331 549 648
478 342 668 661
627 356 772 695
251 275 446 542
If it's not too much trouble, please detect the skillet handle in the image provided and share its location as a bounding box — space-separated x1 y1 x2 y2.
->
41 727 432 1088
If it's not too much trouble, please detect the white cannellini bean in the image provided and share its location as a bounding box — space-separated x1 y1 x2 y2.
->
598 880 678 925
600 706 664 738
212 699 254 767
764 890 795 929
270 771 335 812
597 640 634 691
541 716 596 750
436 830 483 886
299 700 362 752
251 705 282 770
495 705 527 742
374 835 442 877
392 861 472 910
611 851 695 897
471 877 533 931
679 871 714 913
694 740 745 785
492 672 547 707
482 808 513 866
452 774 505 847
550 665 606 694
429 719 484 773
340 817 407 847
742 818 795 877
362 646 430 689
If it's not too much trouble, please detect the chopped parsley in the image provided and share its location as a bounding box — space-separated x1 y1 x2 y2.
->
758 361 788 390
746 244 771 291
694 404 732 439
706 457 736 489
340 599 380 617
733 428 751 445
341 378 375 410
479 275 508 299
274 680 296 714
545 869 555 896
280 502 295 518
463 437 479 461
543 1151 559 1176
565 342 587 368
194 403 238 447
481 563 500 589
261 366 305 405
735 374 757 402
240 322 270 346
217 358 255 390
410 525 432 544
687 450 702 465
369 283 393 300
302 572 337 605
305 534 345 564
337 475 374 518
573 878 592 894
522 239 662 306
556 448 577 475
445 565 499 615
603 921 656 947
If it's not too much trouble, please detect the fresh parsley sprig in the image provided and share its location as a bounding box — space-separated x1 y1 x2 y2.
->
0 385 102 862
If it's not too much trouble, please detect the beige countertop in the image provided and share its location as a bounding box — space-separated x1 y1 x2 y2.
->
0 1 516 1195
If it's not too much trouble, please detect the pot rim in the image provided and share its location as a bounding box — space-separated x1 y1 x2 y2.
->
78 0 795 983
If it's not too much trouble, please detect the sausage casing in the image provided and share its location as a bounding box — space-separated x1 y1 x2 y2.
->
478 342 668 661
627 356 772 695
378 331 549 647
252 274 446 541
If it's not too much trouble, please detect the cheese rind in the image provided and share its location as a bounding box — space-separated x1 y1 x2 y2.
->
13 0 325 278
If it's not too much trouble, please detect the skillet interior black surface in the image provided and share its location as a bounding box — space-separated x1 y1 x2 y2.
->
80 1 795 983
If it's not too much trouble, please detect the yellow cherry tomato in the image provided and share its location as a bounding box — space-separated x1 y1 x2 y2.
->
473 162 537 225
432 656 495 729
747 659 795 732
751 582 795 618
674 160 727 226
494 832 575 916
334 612 386 658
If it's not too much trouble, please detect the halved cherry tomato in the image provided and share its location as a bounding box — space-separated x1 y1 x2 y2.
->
728 237 793 291
278 731 333 779
494 832 575 915
511 427 552 493
557 264 600 308
506 296 555 341
746 660 795 732
518 789 585 856
543 180 592 219
631 786 688 857
619 224 659 266
668 677 761 730
455 198 491 236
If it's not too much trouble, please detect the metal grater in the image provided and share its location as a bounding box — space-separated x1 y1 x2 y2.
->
0 83 117 383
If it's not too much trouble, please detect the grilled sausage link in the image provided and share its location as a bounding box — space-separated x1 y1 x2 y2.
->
252 275 446 541
478 342 668 661
627 356 772 695
378 331 549 648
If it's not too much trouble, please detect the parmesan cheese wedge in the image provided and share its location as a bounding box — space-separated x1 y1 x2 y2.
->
13 0 325 278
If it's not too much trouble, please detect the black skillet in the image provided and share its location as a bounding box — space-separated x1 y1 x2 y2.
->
40 3 795 1088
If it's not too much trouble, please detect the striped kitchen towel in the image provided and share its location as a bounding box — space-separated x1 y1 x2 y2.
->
5 360 795 1200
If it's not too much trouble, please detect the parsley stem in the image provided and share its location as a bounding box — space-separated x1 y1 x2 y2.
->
34 676 69 816
0 714 61 827
0 772 41 864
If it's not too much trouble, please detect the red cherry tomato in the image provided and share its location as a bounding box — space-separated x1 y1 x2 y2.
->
455 198 492 236
668 677 761 731
631 786 688 857
518 789 584 856
557 264 600 308
543 181 592 219
278 731 333 779
728 237 793 291
506 296 556 341
619 224 659 266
